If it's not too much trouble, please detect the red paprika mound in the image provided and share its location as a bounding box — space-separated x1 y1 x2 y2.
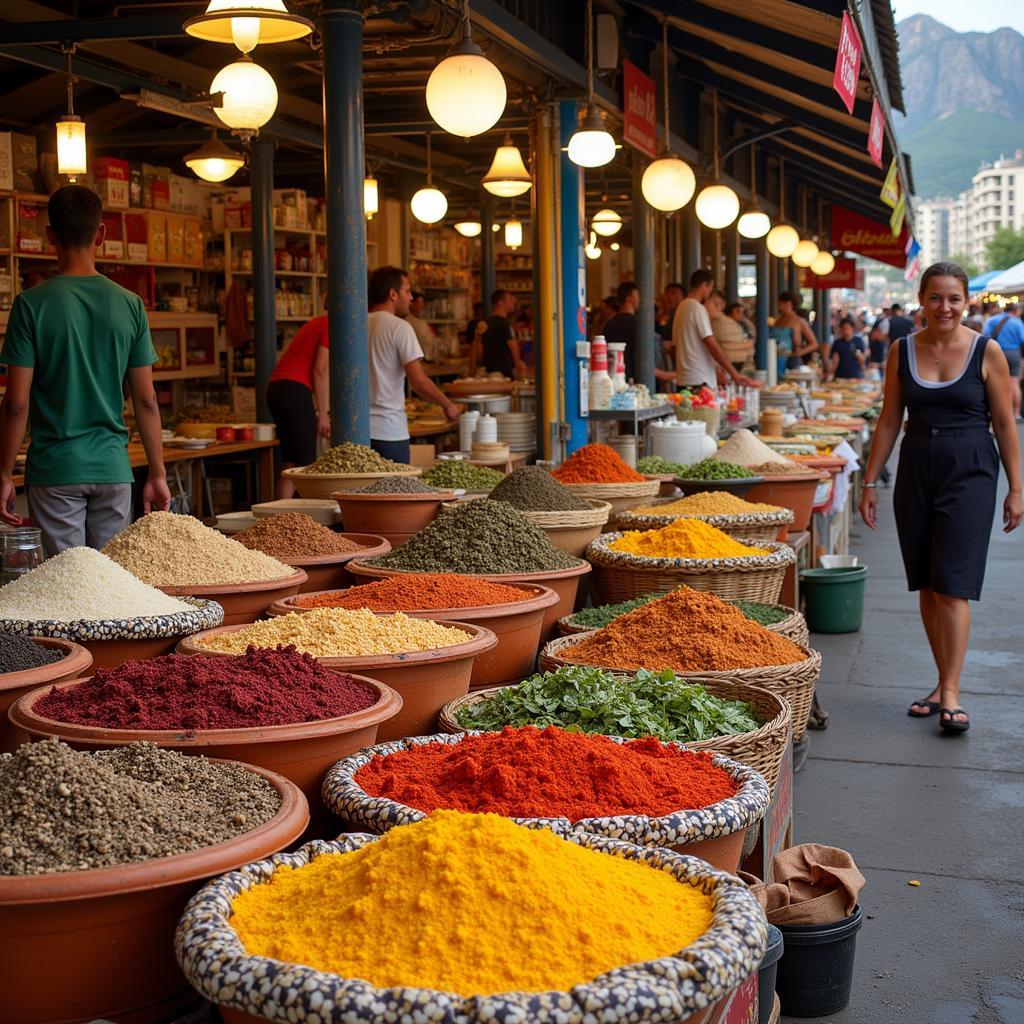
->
356 725 738 820
34 647 379 731
295 573 533 611
551 443 646 484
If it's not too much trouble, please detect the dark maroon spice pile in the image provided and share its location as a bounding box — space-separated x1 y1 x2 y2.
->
34 646 380 730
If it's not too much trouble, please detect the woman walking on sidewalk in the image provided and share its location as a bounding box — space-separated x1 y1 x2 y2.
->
860 262 1022 734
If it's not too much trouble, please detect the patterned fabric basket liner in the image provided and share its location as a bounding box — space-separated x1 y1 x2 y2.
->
175 830 767 1024
586 532 796 573
322 732 770 848
615 505 793 533
0 597 224 642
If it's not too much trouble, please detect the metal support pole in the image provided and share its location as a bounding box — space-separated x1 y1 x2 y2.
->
775 256 787 301
755 236 770 371
683 203 701 279
632 157 656 393
788 262 800 297
251 135 276 424
821 288 832 355
321 0 370 445
724 226 739 300
481 200 496 314
536 105 559 460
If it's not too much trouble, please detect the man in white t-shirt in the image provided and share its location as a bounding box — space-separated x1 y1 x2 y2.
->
673 269 761 389
367 266 459 463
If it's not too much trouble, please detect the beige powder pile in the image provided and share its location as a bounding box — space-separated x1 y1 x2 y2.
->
714 429 800 469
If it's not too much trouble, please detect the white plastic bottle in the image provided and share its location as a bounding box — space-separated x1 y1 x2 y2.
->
588 335 613 410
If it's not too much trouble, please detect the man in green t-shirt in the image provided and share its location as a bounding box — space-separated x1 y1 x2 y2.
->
0 185 170 553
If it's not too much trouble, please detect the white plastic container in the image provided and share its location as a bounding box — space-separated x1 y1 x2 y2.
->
647 419 717 467
475 414 498 443
607 342 628 392
588 335 613 410
458 410 480 452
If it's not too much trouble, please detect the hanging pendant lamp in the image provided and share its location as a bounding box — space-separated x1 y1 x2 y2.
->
56 48 87 181
411 133 449 225
766 158 800 258
482 133 532 197
737 143 771 239
210 54 278 137
184 1 313 50
185 129 245 182
811 250 836 276
567 0 617 168
454 220 483 237
363 176 379 220
694 90 739 230
504 217 523 250
791 188 819 267
592 207 622 237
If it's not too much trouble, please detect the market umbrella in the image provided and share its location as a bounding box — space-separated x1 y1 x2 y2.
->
985 261 1024 294
967 269 1005 293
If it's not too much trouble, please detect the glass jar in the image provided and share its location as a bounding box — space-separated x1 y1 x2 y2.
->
1 527 43 584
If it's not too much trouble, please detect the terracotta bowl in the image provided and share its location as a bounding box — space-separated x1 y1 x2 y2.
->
176 621 498 741
345 559 593 643
743 472 825 533
333 491 456 548
269 583 559 690
0 761 308 1024
283 534 391 592
674 475 763 498
281 467 423 499
0 638 93 753
158 569 308 625
9 673 402 831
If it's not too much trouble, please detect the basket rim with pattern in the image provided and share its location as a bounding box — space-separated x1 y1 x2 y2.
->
514 498 612 529
558 479 662 498
615 497 794 533
587 531 796 573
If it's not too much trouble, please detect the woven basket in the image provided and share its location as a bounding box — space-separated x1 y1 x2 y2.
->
539 633 821 743
615 501 794 544
517 498 612 529
586 532 793 604
438 678 792 791
560 479 661 516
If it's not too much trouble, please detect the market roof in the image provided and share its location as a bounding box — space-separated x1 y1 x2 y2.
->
968 269 1005 292
985 263 1024 295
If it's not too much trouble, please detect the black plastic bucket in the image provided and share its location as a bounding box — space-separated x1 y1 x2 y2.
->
758 924 784 1024
775 904 863 1017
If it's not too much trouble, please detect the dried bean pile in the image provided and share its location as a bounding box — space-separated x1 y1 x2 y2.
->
234 513 366 560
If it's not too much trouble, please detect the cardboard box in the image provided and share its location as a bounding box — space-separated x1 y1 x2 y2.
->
146 211 167 262
125 211 148 262
16 198 48 253
184 218 203 266
232 386 257 421
0 132 13 192
94 157 129 209
225 201 251 229
10 132 38 192
100 212 124 259
129 161 143 208
151 179 170 211
166 214 184 263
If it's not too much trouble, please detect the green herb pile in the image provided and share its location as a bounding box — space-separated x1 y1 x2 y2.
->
488 466 589 511
422 461 505 492
567 594 663 629
457 665 760 742
676 458 757 480
303 443 407 474
637 455 692 476
729 599 788 626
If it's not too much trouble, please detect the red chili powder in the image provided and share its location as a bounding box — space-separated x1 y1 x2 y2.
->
34 646 379 730
355 725 738 819
294 573 533 611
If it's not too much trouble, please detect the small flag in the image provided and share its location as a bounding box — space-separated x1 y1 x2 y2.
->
905 236 920 260
904 255 920 282
881 158 900 209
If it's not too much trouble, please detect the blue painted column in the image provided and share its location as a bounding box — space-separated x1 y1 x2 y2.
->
683 202 701 277
632 156 655 393
481 199 496 313
251 134 276 423
559 100 587 453
755 236 770 370
321 0 370 444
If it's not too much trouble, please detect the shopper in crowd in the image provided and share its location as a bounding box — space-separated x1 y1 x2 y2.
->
601 281 640 379
673 269 761 390
463 302 485 351
860 262 1022 734
711 297 755 371
406 291 437 362
657 281 685 341
982 302 1024 421
887 303 914 345
0 186 170 553
367 266 459 464
770 290 819 377
266 312 330 498
827 316 867 380
868 306 891 369
963 302 985 333
479 288 527 380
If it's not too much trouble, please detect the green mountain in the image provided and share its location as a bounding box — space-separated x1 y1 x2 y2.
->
901 110 1024 199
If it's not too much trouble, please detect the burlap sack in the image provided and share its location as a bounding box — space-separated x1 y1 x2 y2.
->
741 844 865 925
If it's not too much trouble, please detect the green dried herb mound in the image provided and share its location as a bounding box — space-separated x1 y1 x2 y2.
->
422 461 505 492
676 458 757 480
488 466 589 512
303 443 407 474
568 594 663 630
637 455 693 476
729 600 789 626
367 500 582 574
457 665 760 742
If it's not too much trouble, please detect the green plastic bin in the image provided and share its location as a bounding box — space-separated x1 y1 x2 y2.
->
799 566 868 633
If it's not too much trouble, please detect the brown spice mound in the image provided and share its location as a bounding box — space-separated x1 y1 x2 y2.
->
234 513 367 559
563 588 805 672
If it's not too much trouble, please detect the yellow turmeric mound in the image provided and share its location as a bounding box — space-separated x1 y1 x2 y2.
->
631 491 784 517
229 810 714 996
611 517 769 559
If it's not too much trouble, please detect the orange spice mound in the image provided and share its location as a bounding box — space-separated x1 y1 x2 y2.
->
551 443 646 484
294 573 532 611
563 588 805 672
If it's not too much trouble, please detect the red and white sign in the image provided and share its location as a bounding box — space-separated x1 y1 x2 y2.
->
622 60 658 159
867 98 884 168
801 256 858 290
833 11 862 114
831 204 909 269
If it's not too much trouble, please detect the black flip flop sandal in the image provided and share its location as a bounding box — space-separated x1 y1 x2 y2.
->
907 699 940 718
939 708 970 733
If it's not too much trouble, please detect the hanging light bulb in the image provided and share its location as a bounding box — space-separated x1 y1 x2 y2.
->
454 221 482 237
591 208 622 237
210 55 278 135
811 250 836 276
185 129 245 182
504 218 523 250
426 4 506 138
766 224 799 258
736 143 771 238
184 1 313 49
411 132 448 225
56 48 87 181
567 0 617 168
791 239 819 268
695 184 739 230
585 235 602 259
363 176 379 220
482 133 532 197
610 241 620 251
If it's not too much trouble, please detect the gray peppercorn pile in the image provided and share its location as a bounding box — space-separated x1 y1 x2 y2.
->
487 466 590 512
356 476 441 494
0 633 65 675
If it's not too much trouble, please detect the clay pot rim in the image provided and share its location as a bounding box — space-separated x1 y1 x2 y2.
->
158 568 308 596
8 672 403 748
0 759 308 905
751 470 826 482
276 535 391 568
282 467 422 481
176 619 499 668
346 559 593 582
0 638 93 695
271 583 559 621
332 491 456 504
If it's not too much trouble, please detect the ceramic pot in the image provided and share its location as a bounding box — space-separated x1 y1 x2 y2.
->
281 467 423 499
269 584 559 689
176 621 497 741
744 473 824 533
158 569 308 625
0 762 308 1024
8 673 402 829
0 638 93 753
283 534 391 592
333 491 456 548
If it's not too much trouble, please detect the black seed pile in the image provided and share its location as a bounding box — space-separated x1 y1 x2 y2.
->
0 633 65 675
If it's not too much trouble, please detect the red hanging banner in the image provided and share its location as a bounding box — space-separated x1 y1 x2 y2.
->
801 256 858 290
833 11 862 115
622 60 658 159
831 205 909 269
867 98 884 168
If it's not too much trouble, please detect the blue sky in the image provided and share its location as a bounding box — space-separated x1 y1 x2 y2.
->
892 0 1024 34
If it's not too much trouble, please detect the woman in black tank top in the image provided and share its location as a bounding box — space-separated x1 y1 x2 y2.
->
860 262 1022 734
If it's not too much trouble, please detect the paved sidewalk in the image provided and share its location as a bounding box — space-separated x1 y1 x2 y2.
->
785 462 1024 1023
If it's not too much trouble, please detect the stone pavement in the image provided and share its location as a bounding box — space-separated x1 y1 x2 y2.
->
784 457 1024 1023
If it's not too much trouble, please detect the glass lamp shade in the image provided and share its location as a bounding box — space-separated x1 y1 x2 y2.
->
641 155 696 213
492 222 501 232
363 177 379 220
504 218 523 250
737 208 771 239
454 221 482 237
185 135 245 182
482 142 532 197
411 185 448 225
766 223 800 258
210 58 278 131
585 240 602 260
791 239 819 268
56 116 87 179
610 242 620 251
184 1 313 48
695 183 739 230
810 250 836 276
591 208 622 237
567 107 616 168
426 46 506 139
